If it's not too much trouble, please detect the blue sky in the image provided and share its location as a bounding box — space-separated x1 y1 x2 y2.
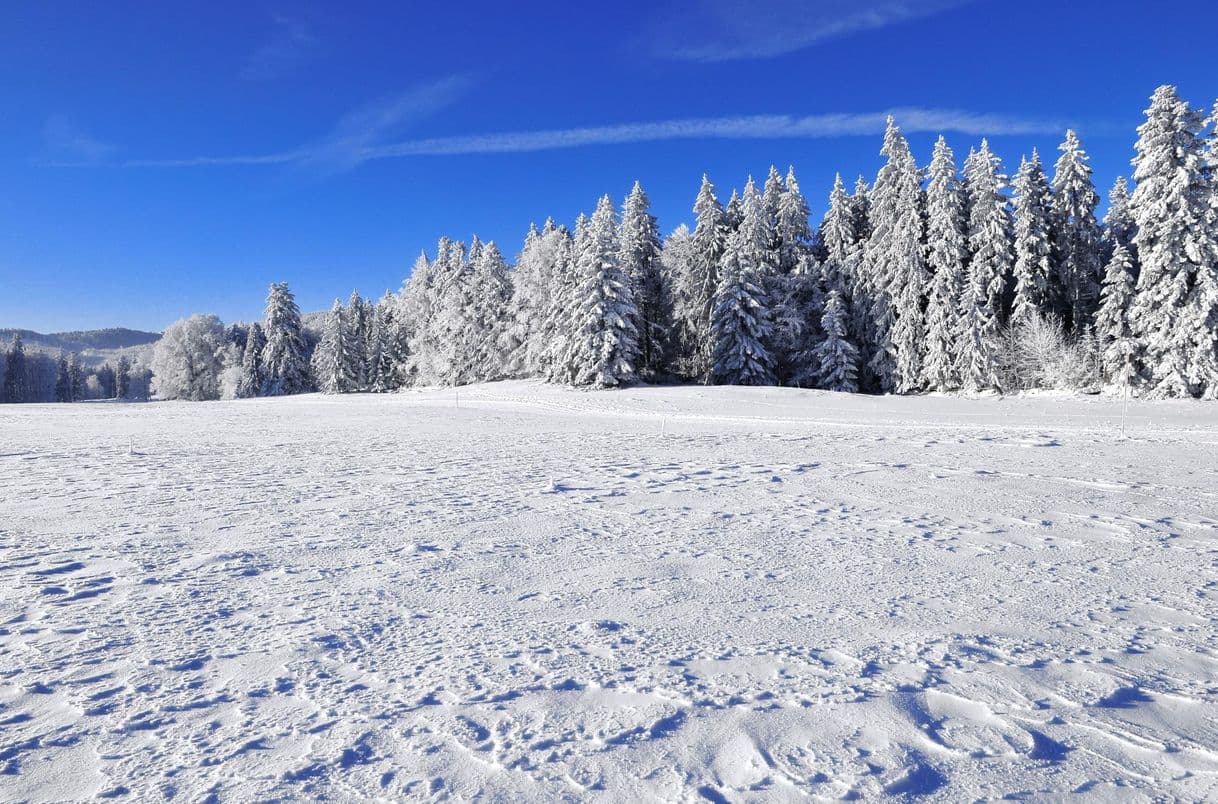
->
2 0 1215 332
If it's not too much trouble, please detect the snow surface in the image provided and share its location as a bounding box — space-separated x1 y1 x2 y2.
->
2 382 1218 801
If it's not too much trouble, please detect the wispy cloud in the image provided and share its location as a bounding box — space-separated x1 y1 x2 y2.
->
42 115 118 164
56 75 477 170
646 0 976 61
242 14 319 81
65 107 1063 169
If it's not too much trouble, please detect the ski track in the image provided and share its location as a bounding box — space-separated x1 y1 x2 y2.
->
2 381 1218 801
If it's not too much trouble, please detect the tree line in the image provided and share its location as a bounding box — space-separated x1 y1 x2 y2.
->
147 85 1217 401
0 333 151 403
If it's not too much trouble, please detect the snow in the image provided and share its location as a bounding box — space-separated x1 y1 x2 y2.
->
2 382 1218 800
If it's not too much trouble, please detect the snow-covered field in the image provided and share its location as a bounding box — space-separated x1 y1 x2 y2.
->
2 382 1218 801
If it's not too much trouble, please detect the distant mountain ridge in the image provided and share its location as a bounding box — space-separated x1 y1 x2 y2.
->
0 327 162 353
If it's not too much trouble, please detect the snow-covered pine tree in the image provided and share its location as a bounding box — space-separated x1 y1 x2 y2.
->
68 352 83 402
466 241 513 382
680 175 729 381
862 117 927 393
370 292 401 392
711 181 775 386
563 196 640 388
1189 101 1218 398
735 176 787 383
922 136 969 391
724 188 743 231
960 139 1013 391
1010 150 1056 329
1095 244 1139 387
543 218 584 384
772 166 817 385
500 223 546 378
1051 130 1103 332
115 355 131 400
311 299 357 394
346 289 370 390
1128 86 1215 398
236 322 266 398
659 224 700 378
776 167 813 276
814 285 859 393
55 351 71 402
261 282 310 395
619 182 671 379
1102 176 1137 260
2 335 27 403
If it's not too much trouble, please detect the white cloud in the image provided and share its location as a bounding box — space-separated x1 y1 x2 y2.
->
53 106 1068 170
647 0 976 61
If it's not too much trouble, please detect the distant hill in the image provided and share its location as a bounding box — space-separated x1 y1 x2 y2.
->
0 327 162 367
0 327 162 352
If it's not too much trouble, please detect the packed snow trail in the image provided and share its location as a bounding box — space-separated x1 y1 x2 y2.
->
2 381 1217 801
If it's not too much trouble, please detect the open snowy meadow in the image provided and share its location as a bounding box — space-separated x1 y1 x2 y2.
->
2 382 1218 801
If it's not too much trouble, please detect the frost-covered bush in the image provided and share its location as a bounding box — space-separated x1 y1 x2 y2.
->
998 316 1074 391
151 314 227 401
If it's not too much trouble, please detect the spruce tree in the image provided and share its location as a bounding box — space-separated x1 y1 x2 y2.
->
1103 176 1137 260
68 352 83 402
564 196 640 388
1095 244 1139 387
711 223 774 386
55 351 71 402
236 322 266 398
346 289 370 390
116 355 132 400
814 286 859 393
1010 151 1056 329
311 299 357 394
960 139 1012 391
468 241 512 382
619 182 670 379
261 282 310 395
1128 86 1214 398
1051 130 1103 331
736 177 786 383
922 136 969 391
684 175 729 381
863 117 927 393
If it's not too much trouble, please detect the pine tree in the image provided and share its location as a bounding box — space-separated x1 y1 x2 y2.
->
466 241 512 382
922 137 969 391
1103 176 1137 260
116 355 132 400
311 299 358 394
814 286 859 393
346 289 370 390
261 282 310 395
1051 130 1103 331
371 293 400 392
772 167 816 385
1095 244 1139 387
862 117 927 393
563 196 640 388
68 352 83 402
55 351 71 402
1010 150 1056 329
236 322 266 398
3 335 26 403
961 139 1012 391
711 224 774 385
619 182 671 379
736 177 785 383
682 175 729 381
1128 86 1215 398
